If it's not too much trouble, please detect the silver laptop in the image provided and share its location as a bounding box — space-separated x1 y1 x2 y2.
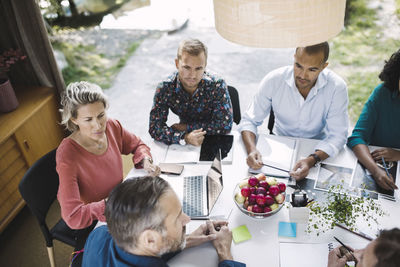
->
182 151 223 218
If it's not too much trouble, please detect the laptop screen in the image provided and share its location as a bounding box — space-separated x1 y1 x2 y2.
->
207 151 223 211
199 135 233 162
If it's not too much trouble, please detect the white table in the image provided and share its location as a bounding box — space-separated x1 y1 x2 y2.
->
127 132 400 267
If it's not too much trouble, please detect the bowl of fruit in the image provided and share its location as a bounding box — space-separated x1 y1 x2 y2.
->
233 173 287 219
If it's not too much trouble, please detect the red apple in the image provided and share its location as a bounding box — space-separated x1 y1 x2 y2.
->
249 187 256 194
252 204 263 213
265 195 275 206
259 180 269 190
256 187 267 195
241 186 250 197
248 176 259 187
264 206 272 213
256 194 266 206
269 185 280 196
248 194 257 205
275 193 285 204
277 182 286 193
256 173 266 181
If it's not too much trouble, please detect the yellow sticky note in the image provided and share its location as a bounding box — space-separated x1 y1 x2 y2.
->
232 225 252 244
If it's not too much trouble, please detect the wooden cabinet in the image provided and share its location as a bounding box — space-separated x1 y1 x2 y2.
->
0 86 64 233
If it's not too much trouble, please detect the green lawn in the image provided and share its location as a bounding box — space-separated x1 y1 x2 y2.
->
51 37 140 89
329 0 400 122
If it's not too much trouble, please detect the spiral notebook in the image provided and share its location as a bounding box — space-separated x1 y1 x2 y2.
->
279 242 365 267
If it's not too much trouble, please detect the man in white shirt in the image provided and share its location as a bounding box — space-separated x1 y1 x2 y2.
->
240 42 348 180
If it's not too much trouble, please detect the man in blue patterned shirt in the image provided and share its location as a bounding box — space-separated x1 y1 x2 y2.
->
82 177 245 267
149 39 233 146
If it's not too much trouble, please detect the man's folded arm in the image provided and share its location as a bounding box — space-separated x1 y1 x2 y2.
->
149 88 183 145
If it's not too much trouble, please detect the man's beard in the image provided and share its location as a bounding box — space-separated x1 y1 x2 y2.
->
158 226 186 256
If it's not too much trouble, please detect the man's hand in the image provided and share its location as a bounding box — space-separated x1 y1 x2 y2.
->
143 158 161 177
185 220 228 249
371 167 398 190
172 123 187 132
184 128 206 146
289 157 314 180
371 148 400 162
208 221 233 262
327 247 347 267
246 149 263 169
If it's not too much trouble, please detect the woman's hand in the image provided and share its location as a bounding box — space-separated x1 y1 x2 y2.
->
371 148 400 162
371 167 398 190
143 157 160 176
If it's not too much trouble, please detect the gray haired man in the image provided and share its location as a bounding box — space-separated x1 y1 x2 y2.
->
82 176 245 267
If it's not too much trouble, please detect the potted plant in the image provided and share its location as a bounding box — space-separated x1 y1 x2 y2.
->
307 183 386 236
0 48 27 113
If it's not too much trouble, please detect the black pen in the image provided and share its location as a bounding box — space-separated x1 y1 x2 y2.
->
334 236 356 260
335 223 374 241
190 216 209 220
262 163 290 173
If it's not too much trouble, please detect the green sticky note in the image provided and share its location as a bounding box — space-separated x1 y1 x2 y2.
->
232 225 252 244
278 221 296 237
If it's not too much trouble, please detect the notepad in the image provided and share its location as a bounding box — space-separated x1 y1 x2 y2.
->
278 222 296 237
249 134 298 177
232 225 251 244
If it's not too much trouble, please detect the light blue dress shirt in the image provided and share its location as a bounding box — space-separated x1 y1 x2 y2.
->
240 66 349 157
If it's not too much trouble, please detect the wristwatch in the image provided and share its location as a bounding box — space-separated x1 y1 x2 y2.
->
308 153 321 167
179 131 186 145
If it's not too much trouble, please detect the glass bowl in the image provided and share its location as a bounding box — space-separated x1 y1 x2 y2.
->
232 180 285 219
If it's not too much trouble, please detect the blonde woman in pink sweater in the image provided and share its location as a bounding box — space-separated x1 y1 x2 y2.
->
56 81 159 230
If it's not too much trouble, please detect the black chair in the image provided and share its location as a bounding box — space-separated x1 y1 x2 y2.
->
18 149 95 267
227 85 241 125
268 108 275 134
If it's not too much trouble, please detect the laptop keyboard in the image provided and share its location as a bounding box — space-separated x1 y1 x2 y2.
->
183 175 204 216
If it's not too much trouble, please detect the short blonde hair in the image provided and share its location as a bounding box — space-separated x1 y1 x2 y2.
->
177 39 208 62
60 81 108 132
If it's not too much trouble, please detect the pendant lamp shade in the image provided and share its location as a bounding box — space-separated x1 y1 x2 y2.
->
213 0 346 48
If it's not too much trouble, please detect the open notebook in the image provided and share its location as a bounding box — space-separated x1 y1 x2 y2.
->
249 134 299 177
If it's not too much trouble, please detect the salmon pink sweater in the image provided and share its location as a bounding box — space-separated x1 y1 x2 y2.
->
56 119 151 229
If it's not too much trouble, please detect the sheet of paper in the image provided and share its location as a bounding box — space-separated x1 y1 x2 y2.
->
278 222 296 237
249 134 298 177
164 144 200 164
232 225 252 244
279 242 366 267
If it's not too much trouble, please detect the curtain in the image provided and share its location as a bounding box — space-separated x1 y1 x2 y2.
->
0 0 65 96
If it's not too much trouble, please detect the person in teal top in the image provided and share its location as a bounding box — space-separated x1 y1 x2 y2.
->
347 49 400 191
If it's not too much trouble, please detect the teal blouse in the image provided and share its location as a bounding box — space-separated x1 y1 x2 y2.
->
347 84 400 149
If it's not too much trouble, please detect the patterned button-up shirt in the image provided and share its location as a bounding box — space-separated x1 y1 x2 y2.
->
149 71 233 145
